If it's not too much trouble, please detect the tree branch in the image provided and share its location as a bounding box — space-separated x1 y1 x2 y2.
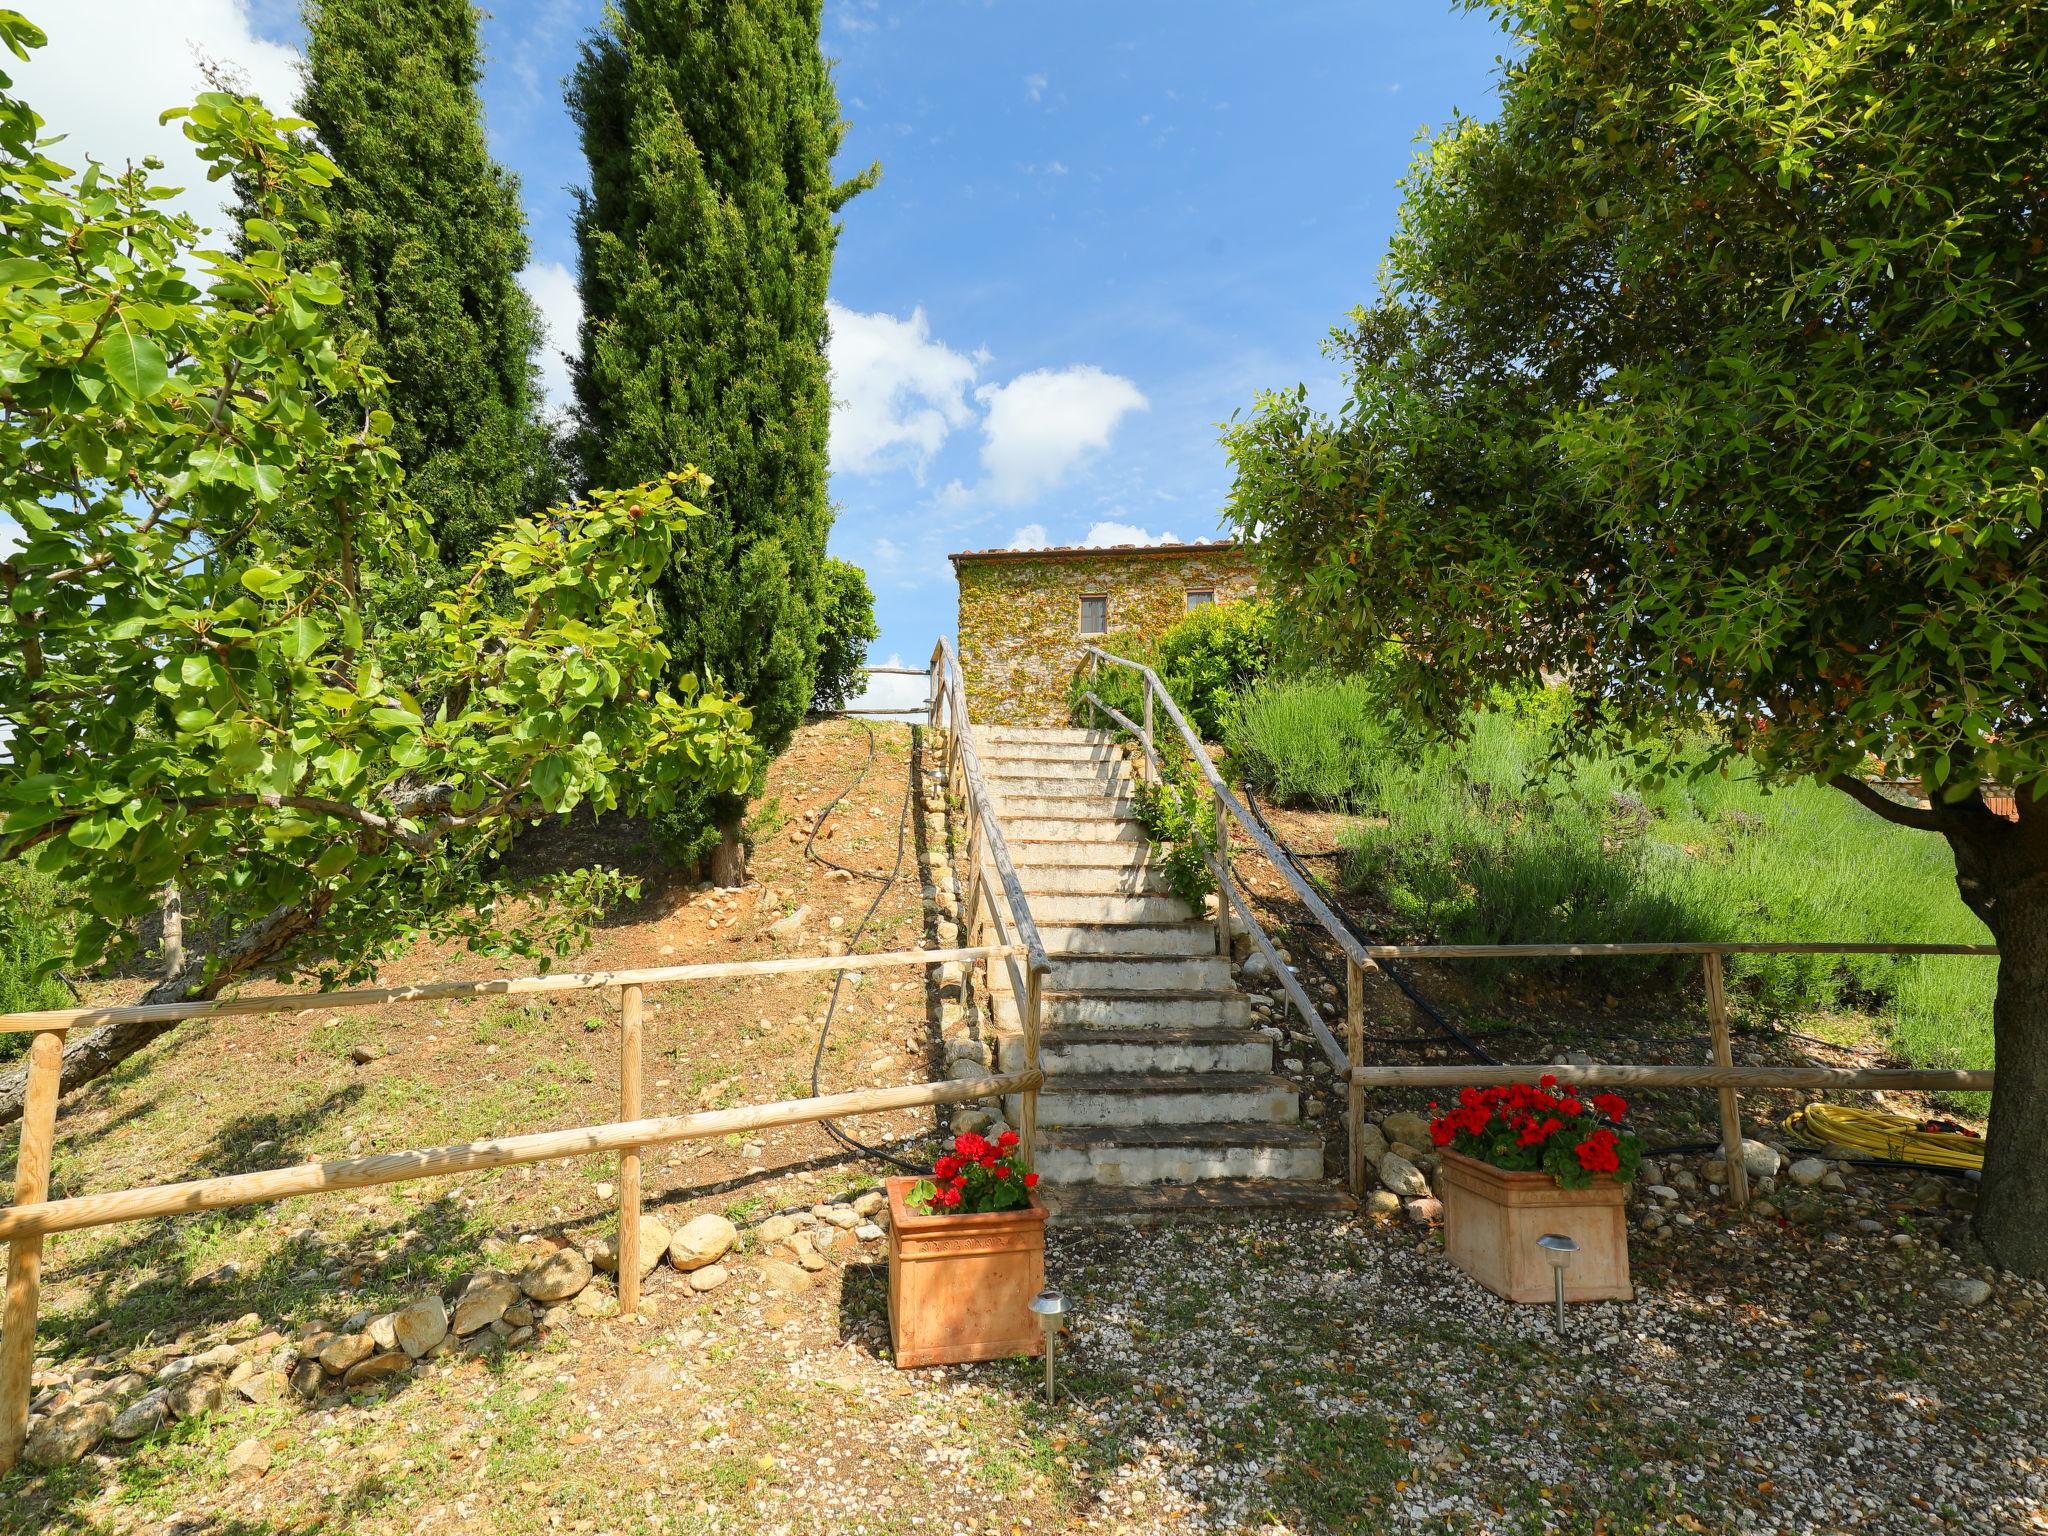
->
1829 773 1975 835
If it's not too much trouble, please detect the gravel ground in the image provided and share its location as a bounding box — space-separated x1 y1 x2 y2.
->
1041 1200 2047 1536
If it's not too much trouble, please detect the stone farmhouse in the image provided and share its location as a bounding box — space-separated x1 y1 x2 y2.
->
951 539 1258 726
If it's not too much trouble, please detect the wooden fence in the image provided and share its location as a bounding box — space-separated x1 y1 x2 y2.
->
0 943 1047 1473
1343 942 1996 1209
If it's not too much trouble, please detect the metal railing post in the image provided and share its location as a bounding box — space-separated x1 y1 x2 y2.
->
1701 953 1751 1209
0 1030 62 1474
1141 683 1155 783
1020 966 1043 1167
617 983 645 1313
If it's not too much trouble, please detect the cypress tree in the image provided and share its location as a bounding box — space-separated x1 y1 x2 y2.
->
293 0 560 564
569 0 876 883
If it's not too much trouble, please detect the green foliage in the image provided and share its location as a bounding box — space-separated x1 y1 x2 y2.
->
1132 774 1218 909
1223 0 2047 805
1232 678 1994 1069
0 38 756 999
569 0 879 827
292 0 563 565
810 556 879 712
1153 600 1273 742
0 864 69 1060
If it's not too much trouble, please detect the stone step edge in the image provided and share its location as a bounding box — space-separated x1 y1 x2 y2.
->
1032 1071 1296 1095
1036 1121 1324 1151
1040 1179 1356 1223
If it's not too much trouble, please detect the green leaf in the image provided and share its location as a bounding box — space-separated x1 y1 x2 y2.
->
99 323 169 399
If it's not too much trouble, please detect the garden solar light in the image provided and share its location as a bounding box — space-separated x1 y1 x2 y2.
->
1537 1233 1579 1335
1029 1286 1068 1404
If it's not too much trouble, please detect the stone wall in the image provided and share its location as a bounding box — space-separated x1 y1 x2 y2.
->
954 547 1259 725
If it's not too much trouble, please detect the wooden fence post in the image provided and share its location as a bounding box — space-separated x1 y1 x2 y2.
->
1701 953 1751 1210
617 984 645 1314
1141 686 1156 783
1018 968 1043 1168
1 1029 63 1473
1346 960 1367 1198
1211 786 1233 958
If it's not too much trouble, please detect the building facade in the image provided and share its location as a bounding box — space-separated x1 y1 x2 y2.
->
951 540 1259 725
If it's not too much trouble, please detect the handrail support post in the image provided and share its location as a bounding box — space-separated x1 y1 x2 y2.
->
0 1029 63 1474
1701 953 1751 1209
1346 961 1367 1198
617 983 645 1313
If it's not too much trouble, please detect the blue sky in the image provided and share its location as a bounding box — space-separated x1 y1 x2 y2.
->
22 1 1508 696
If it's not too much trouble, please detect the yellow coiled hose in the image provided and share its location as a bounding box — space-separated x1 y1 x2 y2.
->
1792 1103 1984 1170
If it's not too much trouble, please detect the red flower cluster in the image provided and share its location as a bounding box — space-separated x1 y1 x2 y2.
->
1426 1075 1643 1189
910 1128 1039 1215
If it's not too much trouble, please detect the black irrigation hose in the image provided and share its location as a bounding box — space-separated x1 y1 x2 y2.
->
1239 783 1502 1067
803 718 929 1175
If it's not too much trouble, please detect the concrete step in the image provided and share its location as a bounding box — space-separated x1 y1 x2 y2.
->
1035 1123 1326 1187
996 793 1139 820
1026 892 1192 925
994 1025 1274 1074
976 727 1114 747
1020 1072 1296 1129
1041 1179 1355 1224
1005 818 1148 844
1039 922 1217 957
1011 842 1157 871
1015 864 1174 897
992 988 1254 1031
986 761 1129 786
1042 953 1235 993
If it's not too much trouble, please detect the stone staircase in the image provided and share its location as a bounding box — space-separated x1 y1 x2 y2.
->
969 725 1341 1217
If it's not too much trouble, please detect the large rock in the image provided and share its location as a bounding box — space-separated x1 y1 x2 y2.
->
520 1248 594 1303
24 1400 114 1466
1786 1157 1828 1188
1377 1152 1430 1201
392 1296 449 1358
1382 1112 1433 1149
451 1272 522 1335
110 1389 170 1440
1364 1190 1402 1218
687 1263 730 1293
668 1213 738 1272
1403 1197 1444 1226
590 1216 673 1279
1355 1122 1388 1168
1739 1139 1782 1180
316 1331 375 1375
223 1436 273 1479
341 1352 410 1390
166 1378 224 1420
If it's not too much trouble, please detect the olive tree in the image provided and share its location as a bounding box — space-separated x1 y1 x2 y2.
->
1224 0 2048 1270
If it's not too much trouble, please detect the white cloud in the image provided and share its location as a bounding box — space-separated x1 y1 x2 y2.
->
15 2 301 233
1083 521 1182 548
827 302 979 478
1006 524 1049 550
967 366 1148 506
1024 72 1048 103
519 259 582 417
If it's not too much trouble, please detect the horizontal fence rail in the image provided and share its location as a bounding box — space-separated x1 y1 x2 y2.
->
0 1070 1044 1243
0 946 1024 1035
1349 1063 1995 1093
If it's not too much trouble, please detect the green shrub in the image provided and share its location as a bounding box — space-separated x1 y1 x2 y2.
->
1155 599 1272 741
810 557 879 713
0 865 72 1061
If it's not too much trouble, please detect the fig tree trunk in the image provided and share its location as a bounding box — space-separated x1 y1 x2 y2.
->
1972 866 2048 1276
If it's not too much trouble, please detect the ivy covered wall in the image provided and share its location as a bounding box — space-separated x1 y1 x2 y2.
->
954 546 1259 725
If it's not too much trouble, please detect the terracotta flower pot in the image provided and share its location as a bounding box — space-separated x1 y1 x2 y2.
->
1438 1149 1633 1304
885 1176 1048 1368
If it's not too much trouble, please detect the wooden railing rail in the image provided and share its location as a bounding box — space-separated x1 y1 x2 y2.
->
929 639 1051 1161
0 939 1032 1474
1081 646 1368 1077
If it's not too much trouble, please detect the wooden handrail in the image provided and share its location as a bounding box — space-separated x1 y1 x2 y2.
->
930 638 1051 979
1352 941 1998 960
0 945 1026 1035
1083 645 1376 974
1348 1063 1993 1092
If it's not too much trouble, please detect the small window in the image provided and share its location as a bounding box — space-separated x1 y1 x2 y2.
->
1078 594 1108 635
1185 589 1215 611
